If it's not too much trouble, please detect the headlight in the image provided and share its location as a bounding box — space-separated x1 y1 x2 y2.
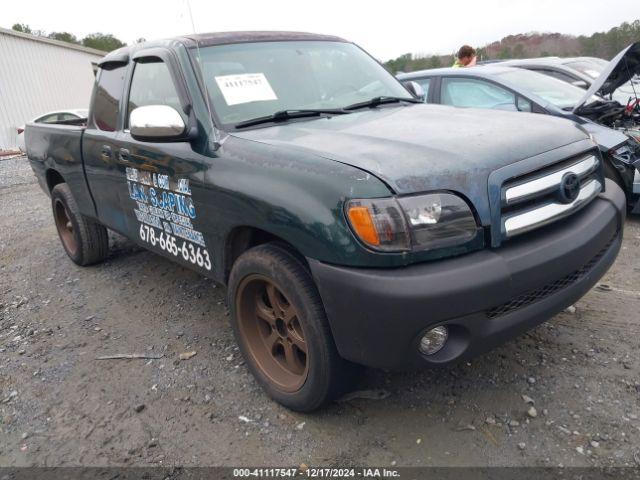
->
346 193 479 252
397 193 479 249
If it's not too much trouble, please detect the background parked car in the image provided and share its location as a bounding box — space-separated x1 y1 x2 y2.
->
17 109 88 152
398 65 640 212
497 57 639 106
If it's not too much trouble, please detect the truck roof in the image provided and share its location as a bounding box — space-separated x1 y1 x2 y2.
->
181 31 347 47
99 31 347 66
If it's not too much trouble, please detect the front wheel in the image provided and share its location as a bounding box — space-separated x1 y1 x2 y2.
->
51 183 109 266
227 243 357 411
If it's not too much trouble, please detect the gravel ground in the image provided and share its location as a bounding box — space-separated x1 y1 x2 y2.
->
1 156 639 468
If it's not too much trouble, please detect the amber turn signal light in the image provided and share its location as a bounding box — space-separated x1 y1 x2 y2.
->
347 206 380 246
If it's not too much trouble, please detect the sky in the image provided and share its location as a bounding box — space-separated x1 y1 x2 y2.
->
3 0 638 61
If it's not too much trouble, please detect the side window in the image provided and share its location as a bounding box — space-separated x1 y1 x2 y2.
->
58 113 80 122
517 96 533 112
441 77 516 111
36 114 61 124
93 65 126 132
415 78 431 102
401 79 430 102
127 59 185 127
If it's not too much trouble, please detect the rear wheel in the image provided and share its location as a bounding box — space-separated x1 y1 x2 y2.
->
51 183 109 266
228 243 357 411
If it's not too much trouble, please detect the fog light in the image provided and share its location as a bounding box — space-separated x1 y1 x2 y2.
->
419 326 448 355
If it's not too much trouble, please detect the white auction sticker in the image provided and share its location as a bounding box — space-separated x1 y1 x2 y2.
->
215 73 277 106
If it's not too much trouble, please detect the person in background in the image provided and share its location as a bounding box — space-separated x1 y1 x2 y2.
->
452 45 477 67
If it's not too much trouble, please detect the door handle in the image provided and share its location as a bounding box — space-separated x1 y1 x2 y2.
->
100 145 112 159
118 148 130 161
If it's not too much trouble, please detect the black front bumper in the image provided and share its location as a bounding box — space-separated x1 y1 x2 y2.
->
309 180 626 369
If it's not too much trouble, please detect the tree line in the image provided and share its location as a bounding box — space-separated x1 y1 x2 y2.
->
11 18 640 64
384 19 640 74
10 23 130 52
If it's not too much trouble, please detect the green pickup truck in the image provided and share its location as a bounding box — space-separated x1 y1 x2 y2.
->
26 32 626 411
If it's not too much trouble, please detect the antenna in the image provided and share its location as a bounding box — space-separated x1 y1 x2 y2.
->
185 0 197 33
185 0 220 148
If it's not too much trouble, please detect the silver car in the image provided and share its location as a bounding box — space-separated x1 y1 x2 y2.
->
17 109 88 152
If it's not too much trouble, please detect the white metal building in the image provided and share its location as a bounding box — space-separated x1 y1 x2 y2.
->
0 27 105 150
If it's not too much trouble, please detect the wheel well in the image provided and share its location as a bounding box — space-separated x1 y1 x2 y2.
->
224 227 308 282
45 169 65 192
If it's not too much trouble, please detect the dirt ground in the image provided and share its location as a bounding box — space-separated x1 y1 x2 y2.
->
1 155 639 468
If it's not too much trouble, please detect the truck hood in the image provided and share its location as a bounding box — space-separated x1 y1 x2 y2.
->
574 42 640 112
232 104 588 195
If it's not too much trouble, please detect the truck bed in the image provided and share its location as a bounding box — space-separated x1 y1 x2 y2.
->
25 122 96 218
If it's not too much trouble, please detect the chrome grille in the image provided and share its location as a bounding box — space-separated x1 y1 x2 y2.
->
500 153 602 239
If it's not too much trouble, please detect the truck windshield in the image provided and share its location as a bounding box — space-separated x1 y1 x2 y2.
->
496 69 599 109
192 41 413 127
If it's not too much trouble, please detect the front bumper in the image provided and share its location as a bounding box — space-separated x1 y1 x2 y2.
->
309 180 626 369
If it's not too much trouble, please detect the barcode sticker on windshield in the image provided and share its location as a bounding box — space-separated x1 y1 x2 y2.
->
215 73 277 106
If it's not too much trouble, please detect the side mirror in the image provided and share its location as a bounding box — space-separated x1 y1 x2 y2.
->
404 81 426 101
571 80 588 89
130 105 187 141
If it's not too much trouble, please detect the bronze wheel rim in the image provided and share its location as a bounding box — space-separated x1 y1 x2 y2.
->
236 274 308 392
53 199 78 256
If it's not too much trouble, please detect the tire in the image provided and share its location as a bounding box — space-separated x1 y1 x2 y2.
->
227 243 357 411
51 183 109 266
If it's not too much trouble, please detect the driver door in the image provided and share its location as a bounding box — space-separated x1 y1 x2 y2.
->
115 54 211 271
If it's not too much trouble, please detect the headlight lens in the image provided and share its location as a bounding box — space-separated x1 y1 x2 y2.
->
397 193 479 250
346 193 479 252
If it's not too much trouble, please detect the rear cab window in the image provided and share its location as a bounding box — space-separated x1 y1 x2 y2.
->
92 65 127 131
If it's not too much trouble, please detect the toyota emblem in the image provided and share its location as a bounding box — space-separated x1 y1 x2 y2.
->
559 173 581 203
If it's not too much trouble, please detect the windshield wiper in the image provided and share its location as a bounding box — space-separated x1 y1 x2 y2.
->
233 97 420 128
343 96 421 111
234 108 348 129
